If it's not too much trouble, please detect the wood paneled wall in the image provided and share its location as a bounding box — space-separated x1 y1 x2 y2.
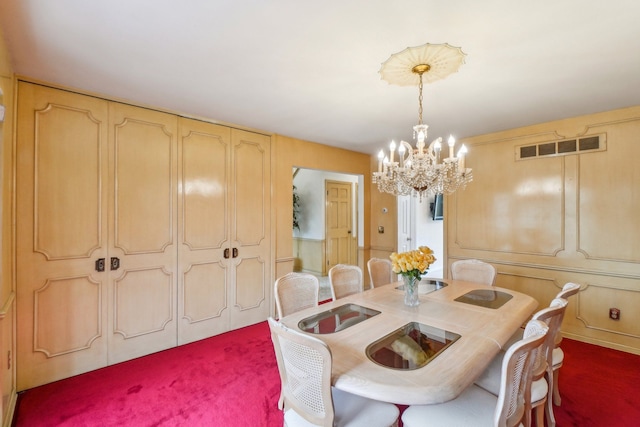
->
272 135 371 285
368 156 398 263
447 106 640 354
0 26 16 427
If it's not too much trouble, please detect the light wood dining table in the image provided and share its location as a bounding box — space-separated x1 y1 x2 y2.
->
279 279 538 405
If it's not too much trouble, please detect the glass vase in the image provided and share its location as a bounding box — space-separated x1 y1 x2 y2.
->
403 275 420 307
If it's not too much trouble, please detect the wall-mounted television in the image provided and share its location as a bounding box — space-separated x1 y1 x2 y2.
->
430 193 443 220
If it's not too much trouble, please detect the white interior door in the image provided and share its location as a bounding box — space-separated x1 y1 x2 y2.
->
397 195 416 253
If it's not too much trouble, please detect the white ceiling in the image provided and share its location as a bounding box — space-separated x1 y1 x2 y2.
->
1 0 639 155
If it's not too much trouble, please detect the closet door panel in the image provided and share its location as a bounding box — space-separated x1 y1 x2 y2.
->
183 262 227 321
107 103 178 364
177 118 231 344
16 82 109 390
229 129 271 329
113 115 174 253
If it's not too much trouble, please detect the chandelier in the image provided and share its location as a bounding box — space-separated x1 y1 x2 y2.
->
372 43 473 201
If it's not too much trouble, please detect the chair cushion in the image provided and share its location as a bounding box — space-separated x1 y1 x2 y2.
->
474 351 504 396
285 387 399 427
475 353 549 404
531 377 549 403
552 347 564 367
402 384 497 427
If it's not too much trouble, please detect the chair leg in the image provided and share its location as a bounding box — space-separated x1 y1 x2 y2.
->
552 368 562 406
534 402 545 427
545 370 557 427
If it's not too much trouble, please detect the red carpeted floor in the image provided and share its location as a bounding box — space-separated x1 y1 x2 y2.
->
12 321 640 426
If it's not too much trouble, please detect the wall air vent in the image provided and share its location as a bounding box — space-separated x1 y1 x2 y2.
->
516 134 606 160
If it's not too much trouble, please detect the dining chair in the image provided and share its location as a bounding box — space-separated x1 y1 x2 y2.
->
367 258 396 288
402 319 549 427
274 272 320 319
328 264 363 300
551 282 580 406
267 317 400 427
475 298 568 427
450 259 497 286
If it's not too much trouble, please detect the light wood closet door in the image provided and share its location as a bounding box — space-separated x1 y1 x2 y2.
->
178 121 272 340
16 82 110 390
229 129 271 329
16 83 179 389
107 103 178 364
177 118 231 344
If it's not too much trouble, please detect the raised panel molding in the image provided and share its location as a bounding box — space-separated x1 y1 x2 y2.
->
34 103 103 260
494 271 562 304
234 256 266 310
181 130 229 250
576 282 640 338
234 139 266 246
576 119 640 263
113 118 174 254
452 140 564 256
182 261 227 323
113 268 173 338
34 276 102 357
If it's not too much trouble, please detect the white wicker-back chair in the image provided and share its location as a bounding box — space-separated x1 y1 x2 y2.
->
328 264 363 300
451 259 497 285
551 282 580 406
402 319 549 427
267 318 399 427
476 298 568 427
274 272 319 319
367 258 396 288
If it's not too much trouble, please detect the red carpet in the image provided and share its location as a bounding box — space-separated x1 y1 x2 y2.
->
12 321 640 426
551 338 640 426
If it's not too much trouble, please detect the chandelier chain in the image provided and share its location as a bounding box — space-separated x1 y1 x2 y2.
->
417 73 424 126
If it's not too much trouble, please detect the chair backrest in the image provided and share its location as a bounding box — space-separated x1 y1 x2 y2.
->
450 259 497 285
555 282 580 300
495 319 549 427
274 272 320 319
367 258 396 288
328 264 363 300
529 298 568 381
554 283 580 346
267 317 335 427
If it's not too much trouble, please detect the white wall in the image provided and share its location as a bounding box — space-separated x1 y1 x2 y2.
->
414 195 444 278
293 168 362 245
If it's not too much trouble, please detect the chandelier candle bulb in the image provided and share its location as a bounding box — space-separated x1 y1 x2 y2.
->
378 150 384 173
398 144 406 167
389 140 396 162
458 145 467 170
434 140 441 163
448 135 455 158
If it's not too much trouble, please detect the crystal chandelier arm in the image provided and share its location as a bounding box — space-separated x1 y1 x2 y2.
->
427 137 442 163
399 140 413 165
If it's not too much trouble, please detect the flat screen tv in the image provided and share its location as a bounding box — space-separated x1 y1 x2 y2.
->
431 193 443 220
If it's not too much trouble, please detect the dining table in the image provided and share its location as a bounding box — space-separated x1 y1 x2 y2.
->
278 278 538 405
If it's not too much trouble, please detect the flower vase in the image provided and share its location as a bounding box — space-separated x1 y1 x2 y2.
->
403 275 420 307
